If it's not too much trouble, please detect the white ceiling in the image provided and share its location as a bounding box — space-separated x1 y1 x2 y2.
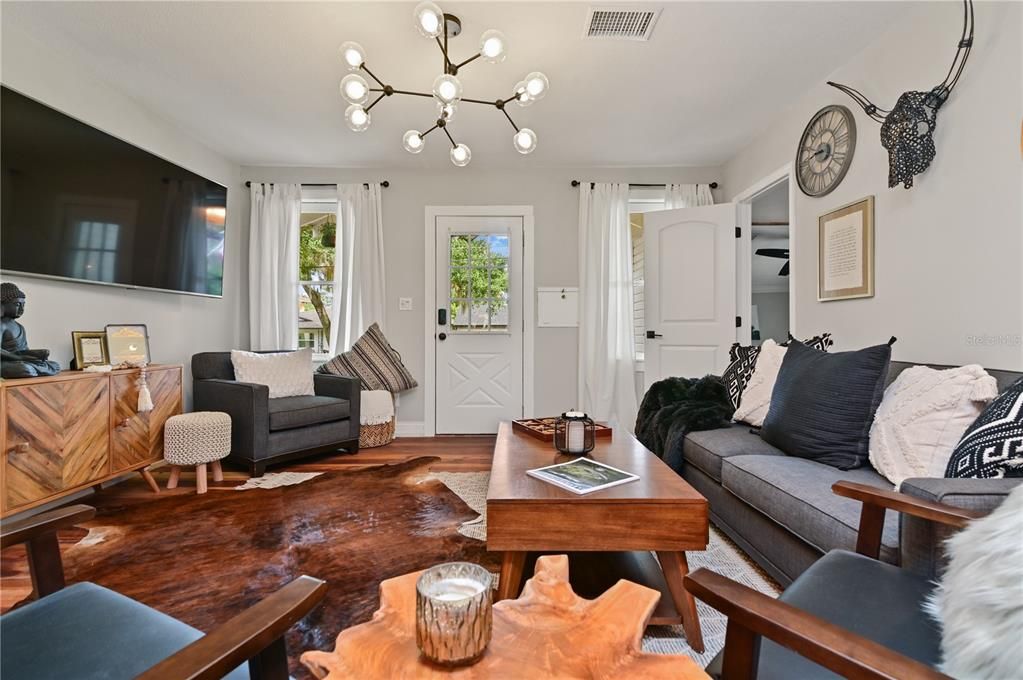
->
2 1 913 169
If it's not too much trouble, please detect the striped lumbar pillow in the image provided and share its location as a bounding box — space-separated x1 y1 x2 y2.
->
317 323 418 393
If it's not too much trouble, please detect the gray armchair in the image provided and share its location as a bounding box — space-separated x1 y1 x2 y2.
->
192 352 361 476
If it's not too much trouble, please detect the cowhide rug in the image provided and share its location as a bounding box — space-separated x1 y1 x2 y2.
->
53 457 500 678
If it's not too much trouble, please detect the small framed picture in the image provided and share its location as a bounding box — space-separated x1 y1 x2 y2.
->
72 331 109 368
818 196 874 301
105 324 151 366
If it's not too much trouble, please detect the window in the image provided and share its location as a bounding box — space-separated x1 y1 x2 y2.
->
299 201 336 360
629 189 665 364
70 220 120 282
448 233 510 332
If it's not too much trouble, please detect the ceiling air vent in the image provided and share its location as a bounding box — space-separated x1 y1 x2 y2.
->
584 7 661 41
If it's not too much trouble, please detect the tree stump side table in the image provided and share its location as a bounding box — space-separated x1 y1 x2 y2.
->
301 554 709 679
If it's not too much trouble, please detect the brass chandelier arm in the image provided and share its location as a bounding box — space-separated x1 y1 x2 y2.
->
435 36 452 72
364 93 387 112
501 108 519 132
454 52 482 70
442 126 458 149
359 64 386 88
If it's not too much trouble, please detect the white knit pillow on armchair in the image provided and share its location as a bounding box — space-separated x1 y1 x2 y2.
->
868 364 998 487
230 348 315 398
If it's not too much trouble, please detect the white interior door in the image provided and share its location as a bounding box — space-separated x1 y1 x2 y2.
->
644 203 737 390
435 216 523 434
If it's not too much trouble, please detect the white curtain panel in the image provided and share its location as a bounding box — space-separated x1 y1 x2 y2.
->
577 182 639 432
665 183 715 209
248 183 301 351
332 183 386 353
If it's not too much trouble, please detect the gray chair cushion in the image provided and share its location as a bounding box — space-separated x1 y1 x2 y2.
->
707 549 940 679
683 423 786 482
0 582 247 680
721 455 900 563
268 395 350 432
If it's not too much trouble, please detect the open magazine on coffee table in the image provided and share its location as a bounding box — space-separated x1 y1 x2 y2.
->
526 457 639 495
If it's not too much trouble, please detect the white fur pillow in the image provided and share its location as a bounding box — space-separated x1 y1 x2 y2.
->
732 339 787 427
869 365 997 487
927 486 1023 679
231 349 315 398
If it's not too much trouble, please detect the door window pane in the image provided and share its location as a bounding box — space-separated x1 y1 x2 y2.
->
448 233 510 332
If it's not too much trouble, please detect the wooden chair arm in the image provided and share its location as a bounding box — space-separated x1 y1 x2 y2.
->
136 575 327 680
684 568 950 680
0 504 96 549
832 481 984 559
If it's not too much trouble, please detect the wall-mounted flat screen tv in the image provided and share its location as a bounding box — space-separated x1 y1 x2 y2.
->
1 86 227 297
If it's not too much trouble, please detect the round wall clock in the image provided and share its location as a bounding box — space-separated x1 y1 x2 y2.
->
796 104 856 197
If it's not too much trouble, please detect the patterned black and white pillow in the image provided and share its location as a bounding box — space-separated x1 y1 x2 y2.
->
945 377 1023 479
722 332 834 409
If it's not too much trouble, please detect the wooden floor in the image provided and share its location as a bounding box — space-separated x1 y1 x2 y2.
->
1 436 495 611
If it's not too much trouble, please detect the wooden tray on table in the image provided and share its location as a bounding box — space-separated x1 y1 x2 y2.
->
512 417 613 442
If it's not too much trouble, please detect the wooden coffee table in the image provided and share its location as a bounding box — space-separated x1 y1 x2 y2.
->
486 422 709 652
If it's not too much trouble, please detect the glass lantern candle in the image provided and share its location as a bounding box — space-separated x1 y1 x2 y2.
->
416 562 493 666
554 411 596 455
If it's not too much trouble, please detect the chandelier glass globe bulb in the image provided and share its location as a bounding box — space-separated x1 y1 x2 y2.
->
479 29 507 63
338 41 366 70
512 128 537 154
414 1 444 38
513 81 534 107
436 100 458 121
432 74 462 105
524 72 549 100
450 143 471 167
340 74 370 105
344 104 371 132
402 130 425 153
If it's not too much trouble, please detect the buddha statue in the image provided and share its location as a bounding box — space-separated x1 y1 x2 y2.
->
1 282 61 378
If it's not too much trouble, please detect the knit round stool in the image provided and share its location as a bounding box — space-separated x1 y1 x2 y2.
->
164 411 231 494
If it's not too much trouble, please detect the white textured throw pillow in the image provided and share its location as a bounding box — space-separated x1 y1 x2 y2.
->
869 365 998 487
927 486 1023 679
230 349 315 398
732 339 787 427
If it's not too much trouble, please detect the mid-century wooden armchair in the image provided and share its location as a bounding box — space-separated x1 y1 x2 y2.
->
0 504 326 680
685 481 987 680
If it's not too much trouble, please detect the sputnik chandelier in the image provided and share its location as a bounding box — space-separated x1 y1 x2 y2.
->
338 1 549 167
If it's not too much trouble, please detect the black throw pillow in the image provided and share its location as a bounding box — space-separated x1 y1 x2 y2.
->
760 339 893 469
945 377 1023 479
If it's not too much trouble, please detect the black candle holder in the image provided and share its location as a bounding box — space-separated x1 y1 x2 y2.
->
553 411 595 456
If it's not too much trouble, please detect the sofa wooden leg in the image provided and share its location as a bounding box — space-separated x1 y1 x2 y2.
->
251 463 266 478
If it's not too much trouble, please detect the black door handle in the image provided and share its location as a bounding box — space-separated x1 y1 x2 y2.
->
438 308 448 325
438 332 447 341
646 330 663 339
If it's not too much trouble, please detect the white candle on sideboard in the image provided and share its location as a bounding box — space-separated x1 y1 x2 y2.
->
567 420 584 453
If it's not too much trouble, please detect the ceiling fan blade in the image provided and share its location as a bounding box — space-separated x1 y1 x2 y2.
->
779 261 790 277
755 248 790 259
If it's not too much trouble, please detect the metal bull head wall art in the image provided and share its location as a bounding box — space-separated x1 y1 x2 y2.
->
828 0 974 189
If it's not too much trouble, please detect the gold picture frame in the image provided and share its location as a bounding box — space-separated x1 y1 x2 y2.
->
818 196 874 301
72 331 110 368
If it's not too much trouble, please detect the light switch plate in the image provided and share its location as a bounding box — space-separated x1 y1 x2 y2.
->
398 297 413 311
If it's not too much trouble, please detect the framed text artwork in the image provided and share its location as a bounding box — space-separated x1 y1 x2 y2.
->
818 196 874 301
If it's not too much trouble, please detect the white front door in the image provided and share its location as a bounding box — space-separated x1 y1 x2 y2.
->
435 216 524 434
644 204 737 390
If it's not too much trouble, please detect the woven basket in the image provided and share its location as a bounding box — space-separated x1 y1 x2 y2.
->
360 416 396 448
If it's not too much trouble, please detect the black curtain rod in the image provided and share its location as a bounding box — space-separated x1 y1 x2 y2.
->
571 180 718 190
244 181 389 189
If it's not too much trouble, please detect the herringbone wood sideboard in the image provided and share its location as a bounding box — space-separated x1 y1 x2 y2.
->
1 365 182 517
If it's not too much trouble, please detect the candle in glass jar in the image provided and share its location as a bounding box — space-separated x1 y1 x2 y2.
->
416 562 493 667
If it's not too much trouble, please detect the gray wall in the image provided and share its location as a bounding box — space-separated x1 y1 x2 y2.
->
240 167 723 425
1 28 245 406
723 2 1023 370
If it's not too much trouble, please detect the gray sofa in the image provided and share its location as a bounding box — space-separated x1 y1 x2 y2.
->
682 360 1022 585
192 352 361 476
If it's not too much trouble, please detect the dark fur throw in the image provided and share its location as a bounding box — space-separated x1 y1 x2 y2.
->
635 375 735 473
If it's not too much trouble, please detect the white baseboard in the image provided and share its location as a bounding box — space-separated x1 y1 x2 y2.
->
395 421 428 438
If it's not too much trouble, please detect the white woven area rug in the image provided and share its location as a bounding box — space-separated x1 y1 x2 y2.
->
427 470 781 668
